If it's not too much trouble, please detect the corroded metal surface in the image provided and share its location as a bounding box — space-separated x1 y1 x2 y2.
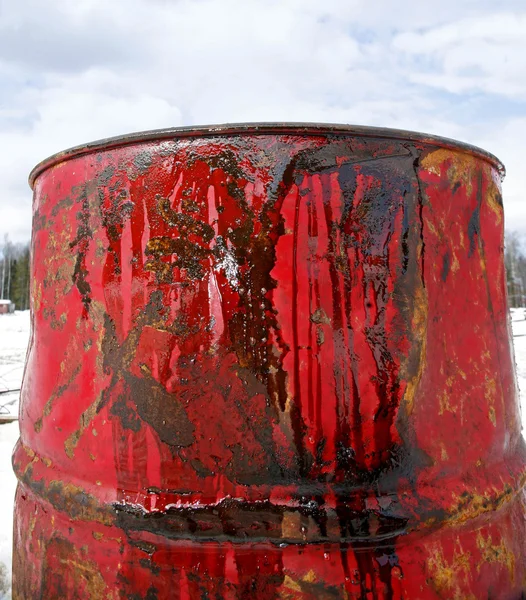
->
13 124 526 599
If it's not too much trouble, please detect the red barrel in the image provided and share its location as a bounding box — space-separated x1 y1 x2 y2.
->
13 124 526 598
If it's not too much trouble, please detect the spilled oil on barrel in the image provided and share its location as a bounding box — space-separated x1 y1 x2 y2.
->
12 124 526 599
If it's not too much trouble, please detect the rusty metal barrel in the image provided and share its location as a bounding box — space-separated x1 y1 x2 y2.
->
13 124 526 599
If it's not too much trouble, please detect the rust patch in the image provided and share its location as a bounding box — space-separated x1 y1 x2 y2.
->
476 531 515 581
421 148 478 196
17 467 113 526
63 290 195 457
426 542 474 599
124 366 195 447
445 473 526 528
35 363 82 433
41 536 117 599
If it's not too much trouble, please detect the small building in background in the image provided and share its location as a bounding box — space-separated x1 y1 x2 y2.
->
0 299 15 314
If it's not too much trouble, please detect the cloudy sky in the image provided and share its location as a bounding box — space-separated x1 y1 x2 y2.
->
1 0 525 243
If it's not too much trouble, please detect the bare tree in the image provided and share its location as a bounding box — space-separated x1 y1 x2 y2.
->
0 235 30 306
0 235 5 300
505 230 526 308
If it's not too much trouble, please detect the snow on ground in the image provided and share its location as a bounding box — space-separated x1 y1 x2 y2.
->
0 310 526 598
0 311 29 422
510 307 526 422
0 310 29 599
0 421 17 599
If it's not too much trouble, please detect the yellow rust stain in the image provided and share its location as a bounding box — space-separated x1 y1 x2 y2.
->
402 282 428 415
32 280 42 313
484 164 503 224
28 514 37 540
458 228 466 251
446 471 526 527
35 360 82 433
16 451 114 530
488 406 497 427
438 383 454 416
92 300 109 385
426 541 473 599
281 575 302 594
303 570 316 584
421 149 478 197
450 251 460 273
437 358 469 420
56 302 108 455
90 299 107 337
22 445 36 459
440 444 449 461
279 569 339 600
274 396 300 452
485 377 498 427
49 480 113 526
57 555 111 599
281 511 302 540
64 392 103 459
476 531 515 581
42 226 76 306
89 531 122 545
35 301 111 433
20 448 39 477
425 220 438 237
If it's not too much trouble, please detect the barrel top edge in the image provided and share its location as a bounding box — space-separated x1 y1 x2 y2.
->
28 122 505 189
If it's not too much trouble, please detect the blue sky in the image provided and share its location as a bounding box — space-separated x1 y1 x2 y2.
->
1 0 525 242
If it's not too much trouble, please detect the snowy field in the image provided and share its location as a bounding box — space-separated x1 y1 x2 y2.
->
511 308 526 423
0 311 28 598
0 311 29 423
0 310 525 597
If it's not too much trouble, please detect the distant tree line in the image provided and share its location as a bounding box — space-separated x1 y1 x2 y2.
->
0 235 30 311
505 230 526 308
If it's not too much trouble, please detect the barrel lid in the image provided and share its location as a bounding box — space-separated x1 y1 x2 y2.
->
28 122 505 189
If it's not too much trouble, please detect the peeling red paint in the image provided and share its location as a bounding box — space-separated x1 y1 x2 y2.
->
13 124 526 598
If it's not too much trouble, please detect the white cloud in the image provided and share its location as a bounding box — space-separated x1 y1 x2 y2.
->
393 13 526 98
0 0 525 242
473 116 526 232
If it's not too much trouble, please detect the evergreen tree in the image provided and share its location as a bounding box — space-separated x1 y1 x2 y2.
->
10 245 30 310
505 230 526 308
0 236 30 309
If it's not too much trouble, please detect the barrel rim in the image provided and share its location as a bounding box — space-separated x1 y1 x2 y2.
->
28 122 505 188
